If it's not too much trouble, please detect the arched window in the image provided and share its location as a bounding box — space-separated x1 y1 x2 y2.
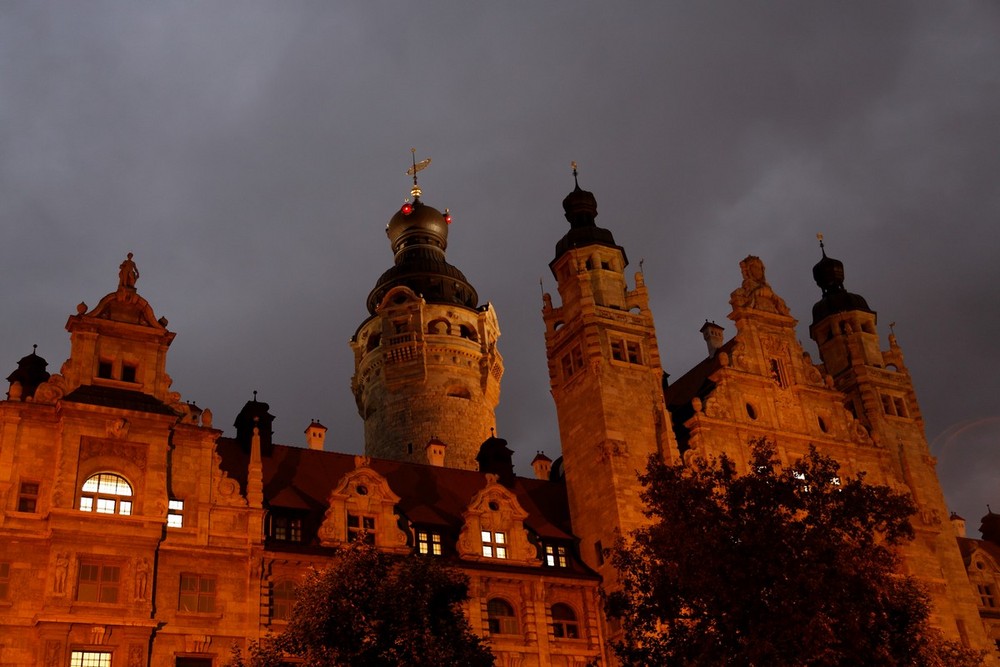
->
272 580 297 622
487 598 518 635
79 473 133 515
551 603 580 638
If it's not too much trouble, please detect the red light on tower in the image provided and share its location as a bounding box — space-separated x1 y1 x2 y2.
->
444 208 452 224
401 203 413 215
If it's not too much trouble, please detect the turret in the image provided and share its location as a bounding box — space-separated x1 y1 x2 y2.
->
350 153 503 470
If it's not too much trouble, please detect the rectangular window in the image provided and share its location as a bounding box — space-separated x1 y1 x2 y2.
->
610 339 625 362
167 499 184 528
880 394 895 415
545 544 568 567
77 562 120 603
179 573 216 613
17 481 39 512
626 341 642 365
273 516 303 542
417 530 443 555
121 364 137 383
893 396 908 418
571 346 584 370
0 561 10 600
481 530 507 559
97 361 113 379
347 514 375 544
561 355 574 379
70 651 112 667
979 584 996 608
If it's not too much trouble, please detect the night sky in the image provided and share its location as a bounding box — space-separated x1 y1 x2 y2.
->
2 3 998 529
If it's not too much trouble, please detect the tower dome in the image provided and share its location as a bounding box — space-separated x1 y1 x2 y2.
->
366 198 478 314
810 239 873 324
552 164 624 267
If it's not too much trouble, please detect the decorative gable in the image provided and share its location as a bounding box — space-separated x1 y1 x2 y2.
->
458 474 540 566
317 456 409 553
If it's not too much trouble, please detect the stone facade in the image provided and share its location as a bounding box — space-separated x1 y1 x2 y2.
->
0 173 995 666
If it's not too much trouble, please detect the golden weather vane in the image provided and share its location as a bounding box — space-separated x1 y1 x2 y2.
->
406 148 432 199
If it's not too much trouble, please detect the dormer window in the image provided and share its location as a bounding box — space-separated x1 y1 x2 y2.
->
544 544 568 568
417 530 443 555
347 514 375 544
272 515 303 542
481 530 507 559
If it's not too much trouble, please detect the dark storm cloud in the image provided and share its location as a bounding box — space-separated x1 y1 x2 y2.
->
2 2 998 526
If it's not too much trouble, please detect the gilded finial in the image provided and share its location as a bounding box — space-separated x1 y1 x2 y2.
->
406 148 432 200
817 233 826 257
571 161 579 187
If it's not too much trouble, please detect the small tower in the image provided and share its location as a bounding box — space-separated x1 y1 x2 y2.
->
351 153 503 470
542 165 674 582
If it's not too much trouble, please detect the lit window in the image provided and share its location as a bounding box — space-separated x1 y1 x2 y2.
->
17 481 39 512
552 603 580 639
272 580 296 622
0 562 9 600
167 499 184 528
792 470 811 493
79 473 132 516
417 530 443 555
979 584 996 608
273 515 303 542
545 544 567 568
77 562 120 603
487 598 518 635
179 573 216 613
70 651 112 667
347 514 375 544
481 530 507 559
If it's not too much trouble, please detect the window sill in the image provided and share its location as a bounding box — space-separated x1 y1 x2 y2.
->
176 610 224 620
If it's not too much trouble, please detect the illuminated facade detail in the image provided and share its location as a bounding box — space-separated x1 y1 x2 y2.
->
0 174 993 666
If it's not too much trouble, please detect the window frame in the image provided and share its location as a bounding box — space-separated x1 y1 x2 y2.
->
70 650 113 667
551 602 581 639
486 597 519 635
481 530 508 559
417 530 443 556
17 480 39 512
76 561 121 604
178 573 217 613
79 472 133 516
347 513 375 544
167 499 184 528
544 544 568 568
271 579 297 622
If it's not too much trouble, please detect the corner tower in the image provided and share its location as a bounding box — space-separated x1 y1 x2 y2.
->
351 157 503 470
542 167 675 578
809 239 989 648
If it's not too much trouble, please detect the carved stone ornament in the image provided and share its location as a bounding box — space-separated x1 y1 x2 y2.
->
318 467 408 551
105 417 130 439
211 451 248 507
81 438 147 471
32 374 67 405
729 256 791 317
458 476 539 566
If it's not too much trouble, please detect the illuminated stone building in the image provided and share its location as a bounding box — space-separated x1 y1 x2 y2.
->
0 170 994 666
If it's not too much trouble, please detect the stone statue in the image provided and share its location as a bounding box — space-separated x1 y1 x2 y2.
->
118 252 139 289
135 557 150 600
54 552 69 594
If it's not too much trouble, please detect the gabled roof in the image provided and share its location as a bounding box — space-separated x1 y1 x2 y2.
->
216 439 579 545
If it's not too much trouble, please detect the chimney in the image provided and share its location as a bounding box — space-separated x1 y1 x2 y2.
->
305 420 328 451
425 437 447 467
950 512 967 538
700 320 725 357
531 451 552 480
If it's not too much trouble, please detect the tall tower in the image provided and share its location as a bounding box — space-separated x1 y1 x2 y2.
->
351 158 503 471
542 167 674 580
808 241 989 648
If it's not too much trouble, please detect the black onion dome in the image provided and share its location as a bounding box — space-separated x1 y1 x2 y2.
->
6 347 50 399
366 199 479 315
552 179 626 270
811 247 874 325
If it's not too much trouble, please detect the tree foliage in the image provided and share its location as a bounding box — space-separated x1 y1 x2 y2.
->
605 439 984 667
230 540 494 667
